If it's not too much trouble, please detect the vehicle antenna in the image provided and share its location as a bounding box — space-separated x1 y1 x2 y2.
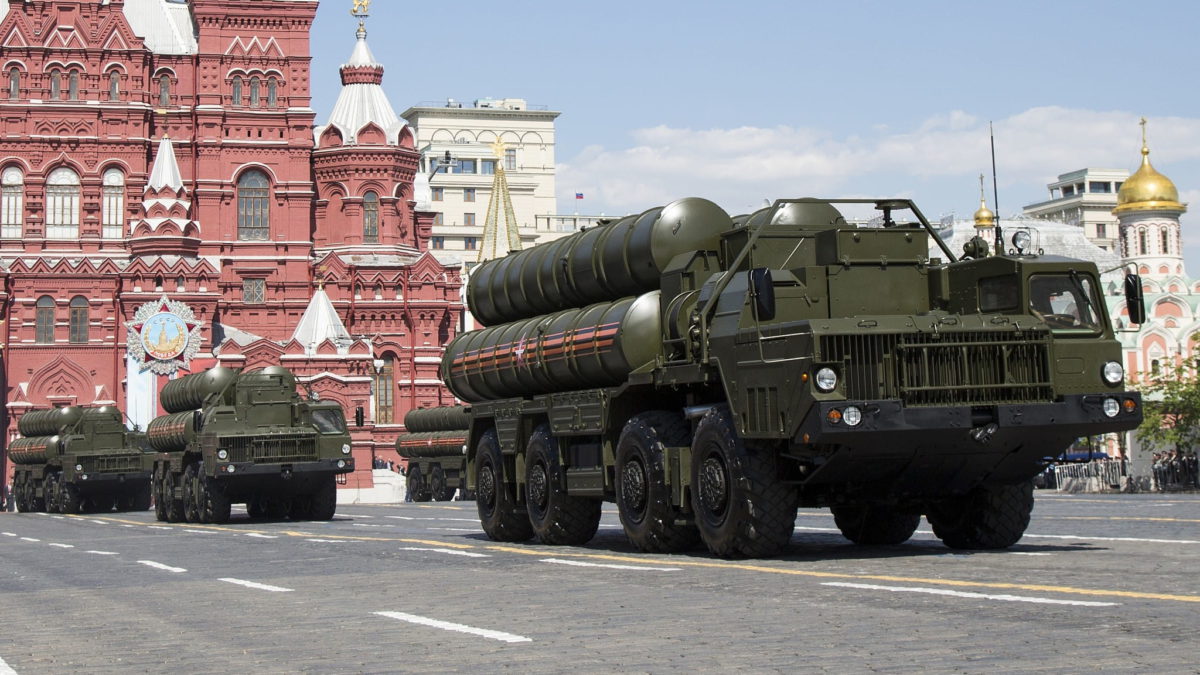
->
990 121 1003 255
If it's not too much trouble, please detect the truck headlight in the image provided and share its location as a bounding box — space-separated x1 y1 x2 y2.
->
815 367 838 392
1102 361 1124 385
843 406 863 427
337 459 347 469
341 444 351 455
75 464 83 471
1012 231 1031 253
217 449 228 460
1102 398 1120 418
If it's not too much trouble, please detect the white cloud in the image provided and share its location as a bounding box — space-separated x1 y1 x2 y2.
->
558 107 1200 223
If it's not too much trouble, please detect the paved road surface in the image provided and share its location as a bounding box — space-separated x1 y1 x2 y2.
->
2 492 1198 673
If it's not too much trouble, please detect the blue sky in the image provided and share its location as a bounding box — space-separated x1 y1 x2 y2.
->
309 1 1200 268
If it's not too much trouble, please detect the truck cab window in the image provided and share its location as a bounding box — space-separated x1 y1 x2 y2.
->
1028 273 1100 332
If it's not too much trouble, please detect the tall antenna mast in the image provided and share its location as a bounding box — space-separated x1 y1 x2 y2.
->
990 121 1003 255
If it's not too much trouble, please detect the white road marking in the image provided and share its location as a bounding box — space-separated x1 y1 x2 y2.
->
341 513 374 518
399 547 490 558
375 611 531 643
822 582 1119 607
219 578 293 592
120 524 134 528
19 537 39 542
1021 533 1200 545
183 529 217 535
138 560 187 573
795 526 842 533
47 543 74 549
245 533 278 539
0 653 17 675
88 520 107 525
597 524 624 529
1009 552 1053 556
426 527 480 532
351 523 389 528
386 516 479 522
85 551 118 556
541 558 680 572
147 526 173 531
2 532 15 537
305 538 350 543
50 516 64 520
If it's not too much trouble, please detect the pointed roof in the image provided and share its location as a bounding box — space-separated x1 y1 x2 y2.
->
292 288 352 352
316 22 407 146
147 136 183 191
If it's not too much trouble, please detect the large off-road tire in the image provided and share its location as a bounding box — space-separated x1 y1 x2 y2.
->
832 504 921 545
475 429 533 542
616 411 700 553
524 425 601 545
690 406 798 558
182 463 200 523
431 465 453 502
927 481 1035 550
406 467 422 503
201 477 231 524
163 470 184 523
309 475 337 521
14 478 30 513
153 468 167 521
60 482 82 515
44 473 60 514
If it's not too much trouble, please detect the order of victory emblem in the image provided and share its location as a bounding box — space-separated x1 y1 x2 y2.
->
125 295 203 375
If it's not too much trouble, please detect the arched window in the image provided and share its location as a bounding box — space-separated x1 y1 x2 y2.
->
363 191 379 243
8 68 19 100
237 170 270 240
49 71 61 99
374 283 383 300
176 276 185 291
68 296 88 343
249 77 260 107
1161 228 1170 254
2 166 24 238
101 168 125 239
374 355 394 424
231 76 242 106
35 296 54 343
1138 228 1148 255
108 71 119 101
158 74 170 106
46 167 80 239
267 78 277 107
67 70 78 100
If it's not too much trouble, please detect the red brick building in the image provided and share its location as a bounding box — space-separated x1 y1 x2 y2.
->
0 0 462 493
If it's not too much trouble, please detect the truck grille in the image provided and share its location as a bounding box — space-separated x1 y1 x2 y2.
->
819 330 1054 406
79 455 144 474
222 434 318 464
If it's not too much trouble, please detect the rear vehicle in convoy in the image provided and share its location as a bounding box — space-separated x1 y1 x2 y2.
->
148 365 355 524
438 196 1144 557
394 406 470 502
10 405 152 514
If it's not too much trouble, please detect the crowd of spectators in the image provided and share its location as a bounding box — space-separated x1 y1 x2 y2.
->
1151 450 1199 491
372 456 402 473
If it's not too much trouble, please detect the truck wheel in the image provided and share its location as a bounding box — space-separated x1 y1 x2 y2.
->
202 477 231 524
616 412 700 553
309 476 337 520
475 429 533 542
153 468 166 521
162 470 184 523
406 467 421 503
690 406 798 558
60 483 82 515
182 463 200 523
14 478 29 513
525 425 601 545
431 465 451 501
927 481 1035 550
831 504 920 545
44 473 60 513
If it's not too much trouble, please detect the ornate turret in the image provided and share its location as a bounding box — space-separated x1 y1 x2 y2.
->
1115 118 1188 280
973 174 996 228
1114 118 1187 216
129 135 200 257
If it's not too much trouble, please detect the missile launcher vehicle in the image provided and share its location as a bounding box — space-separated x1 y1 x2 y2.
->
10 405 152 514
441 197 1145 558
148 365 355 524
394 406 470 502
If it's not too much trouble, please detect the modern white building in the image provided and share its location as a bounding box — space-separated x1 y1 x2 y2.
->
401 98 562 262
1022 168 1129 253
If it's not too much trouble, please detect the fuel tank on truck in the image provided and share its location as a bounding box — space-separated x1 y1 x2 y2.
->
467 198 730 326
443 291 662 402
18 407 82 437
403 406 470 433
160 366 238 413
8 435 60 464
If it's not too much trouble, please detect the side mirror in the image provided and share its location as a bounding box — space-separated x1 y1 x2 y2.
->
1124 274 1146 325
354 405 365 428
748 267 776 321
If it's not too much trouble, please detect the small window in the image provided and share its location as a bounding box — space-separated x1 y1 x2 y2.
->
249 77 260 107
481 159 496 175
463 188 475 203
35 296 54 343
49 71 61 99
464 236 477 250
978 276 1018 312
267 78 278 107
463 213 476 227
232 76 242 106
8 68 18 100
108 71 120 101
433 213 443 226
68 296 88 343
1096 223 1106 239
237 170 270 240
2 166 24 238
452 159 476 174
431 187 443 202
1161 228 1170 254
374 356 394 424
159 74 170 106
46 167 81 240
68 71 78 100
242 278 265 304
431 236 444 249
101 168 125 240
363 191 379 243
504 148 516 170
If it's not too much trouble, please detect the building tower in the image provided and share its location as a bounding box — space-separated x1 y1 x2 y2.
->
974 174 996 229
477 140 521 263
1115 118 1188 282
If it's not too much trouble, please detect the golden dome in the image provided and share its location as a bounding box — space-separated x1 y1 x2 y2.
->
973 174 996 228
1114 119 1186 215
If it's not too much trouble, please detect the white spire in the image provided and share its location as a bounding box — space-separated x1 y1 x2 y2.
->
292 288 352 354
346 28 379 68
147 136 183 191
317 22 407 146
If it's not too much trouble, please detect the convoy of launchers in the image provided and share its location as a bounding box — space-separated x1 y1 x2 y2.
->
4 195 1147 563
437 196 1144 557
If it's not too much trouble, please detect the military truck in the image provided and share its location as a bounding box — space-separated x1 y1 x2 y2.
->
440 197 1145 558
10 405 152 514
394 406 470 502
148 365 354 524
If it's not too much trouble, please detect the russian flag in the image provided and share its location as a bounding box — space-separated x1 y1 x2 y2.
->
575 192 584 199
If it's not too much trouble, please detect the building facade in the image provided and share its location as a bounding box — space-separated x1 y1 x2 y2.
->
0 0 462 493
1022 168 1129 254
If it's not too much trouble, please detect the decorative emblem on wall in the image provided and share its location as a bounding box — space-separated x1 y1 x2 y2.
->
125 295 203 375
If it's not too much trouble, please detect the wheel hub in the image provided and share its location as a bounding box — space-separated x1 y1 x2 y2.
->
698 456 729 516
478 464 496 511
528 463 548 510
620 459 648 517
